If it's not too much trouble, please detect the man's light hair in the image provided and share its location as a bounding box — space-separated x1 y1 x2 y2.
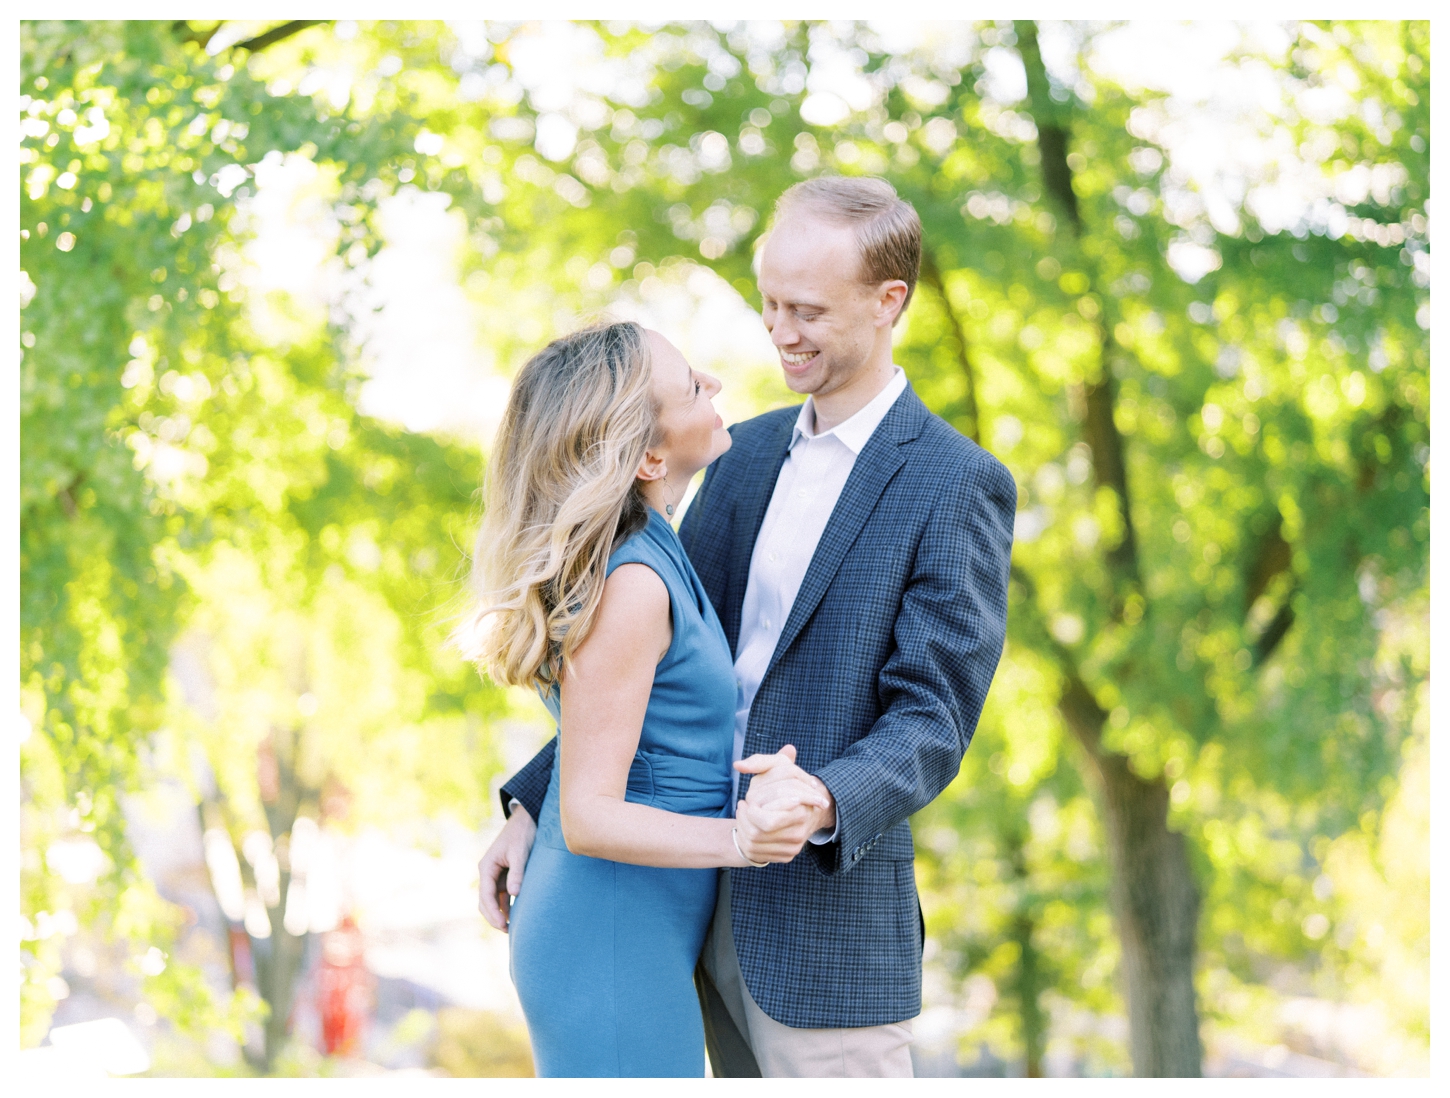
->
774 176 922 325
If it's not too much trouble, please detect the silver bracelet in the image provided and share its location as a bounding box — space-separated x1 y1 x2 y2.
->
732 827 769 868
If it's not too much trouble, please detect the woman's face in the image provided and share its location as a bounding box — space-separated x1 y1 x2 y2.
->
645 329 731 482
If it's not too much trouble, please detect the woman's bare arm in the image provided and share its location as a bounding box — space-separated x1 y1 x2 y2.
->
558 563 824 867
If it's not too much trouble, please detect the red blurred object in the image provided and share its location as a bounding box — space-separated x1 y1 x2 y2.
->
256 738 280 804
316 915 372 1057
228 925 255 988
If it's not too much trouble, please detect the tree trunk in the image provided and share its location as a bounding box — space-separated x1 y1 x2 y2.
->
1082 355 1140 591
1007 831 1046 1077
1059 676 1203 1076
1012 20 1206 1074
253 726 317 1070
255 894 309 1070
1097 762 1202 1076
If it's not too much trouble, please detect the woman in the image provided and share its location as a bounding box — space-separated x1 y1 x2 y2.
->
457 321 824 1076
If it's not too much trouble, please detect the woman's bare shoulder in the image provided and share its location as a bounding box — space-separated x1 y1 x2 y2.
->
582 563 671 662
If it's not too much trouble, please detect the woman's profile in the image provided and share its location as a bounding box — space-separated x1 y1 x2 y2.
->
457 321 823 1076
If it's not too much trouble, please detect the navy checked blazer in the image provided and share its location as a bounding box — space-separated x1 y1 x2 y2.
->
500 383 1016 1028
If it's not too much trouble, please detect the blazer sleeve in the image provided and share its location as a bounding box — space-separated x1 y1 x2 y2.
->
808 449 1016 876
498 735 556 822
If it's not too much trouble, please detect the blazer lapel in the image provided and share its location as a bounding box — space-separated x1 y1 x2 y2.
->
722 412 795 655
765 386 928 673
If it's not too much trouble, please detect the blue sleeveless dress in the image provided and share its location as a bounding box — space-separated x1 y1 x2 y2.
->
508 508 737 1077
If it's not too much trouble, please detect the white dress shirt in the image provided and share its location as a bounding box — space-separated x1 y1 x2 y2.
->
731 367 909 840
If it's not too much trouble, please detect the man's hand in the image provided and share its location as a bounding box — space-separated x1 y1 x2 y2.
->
477 806 537 932
733 745 836 864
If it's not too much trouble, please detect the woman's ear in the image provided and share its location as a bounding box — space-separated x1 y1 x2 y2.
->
636 447 667 484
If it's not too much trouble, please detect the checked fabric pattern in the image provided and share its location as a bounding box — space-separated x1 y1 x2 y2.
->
502 383 1016 1029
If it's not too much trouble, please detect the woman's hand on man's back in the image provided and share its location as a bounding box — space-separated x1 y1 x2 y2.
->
478 806 537 932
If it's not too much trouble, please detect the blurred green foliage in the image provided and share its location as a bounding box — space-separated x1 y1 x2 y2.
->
430 1007 535 1077
19 18 1428 1076
19 20 505 1060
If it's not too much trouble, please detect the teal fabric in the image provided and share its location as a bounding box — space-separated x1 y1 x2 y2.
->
508 507 737 1077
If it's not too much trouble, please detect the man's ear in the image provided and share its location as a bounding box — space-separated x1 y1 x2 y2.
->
875 280 909 328
636 447 667 484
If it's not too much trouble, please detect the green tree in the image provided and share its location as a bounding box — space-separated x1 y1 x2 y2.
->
435 19 1428 1072
162 333 502 1069
21 19 1428 1076
20 20 506 1060
998 20 1427 1072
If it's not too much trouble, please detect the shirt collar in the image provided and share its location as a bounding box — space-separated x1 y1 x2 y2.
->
791 367 908 455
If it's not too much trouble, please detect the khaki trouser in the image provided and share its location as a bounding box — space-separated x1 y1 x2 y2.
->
698 870 914 1078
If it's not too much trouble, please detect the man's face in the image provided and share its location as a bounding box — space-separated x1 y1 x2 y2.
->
756 211 885 400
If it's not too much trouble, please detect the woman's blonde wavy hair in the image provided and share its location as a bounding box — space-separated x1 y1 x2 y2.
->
456 320 660 690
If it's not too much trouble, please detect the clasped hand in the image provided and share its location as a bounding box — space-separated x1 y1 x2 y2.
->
732 744 836 866
478 744 835 932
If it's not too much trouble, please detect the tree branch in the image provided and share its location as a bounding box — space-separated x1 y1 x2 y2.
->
1016 19 1140 593
234 21 329 54
1010 565 1106 752
1243 516 1293 613
920 248 982 444
1251 590 1297 668
1014 22 1081 235
1244 407 1400 668
1082 362 1139 584
171 21 224 50
57 472 86 519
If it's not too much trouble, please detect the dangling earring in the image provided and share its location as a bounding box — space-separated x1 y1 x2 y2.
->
663 472 675 516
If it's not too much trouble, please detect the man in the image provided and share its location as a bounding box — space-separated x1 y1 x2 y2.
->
479 176 1016 1077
